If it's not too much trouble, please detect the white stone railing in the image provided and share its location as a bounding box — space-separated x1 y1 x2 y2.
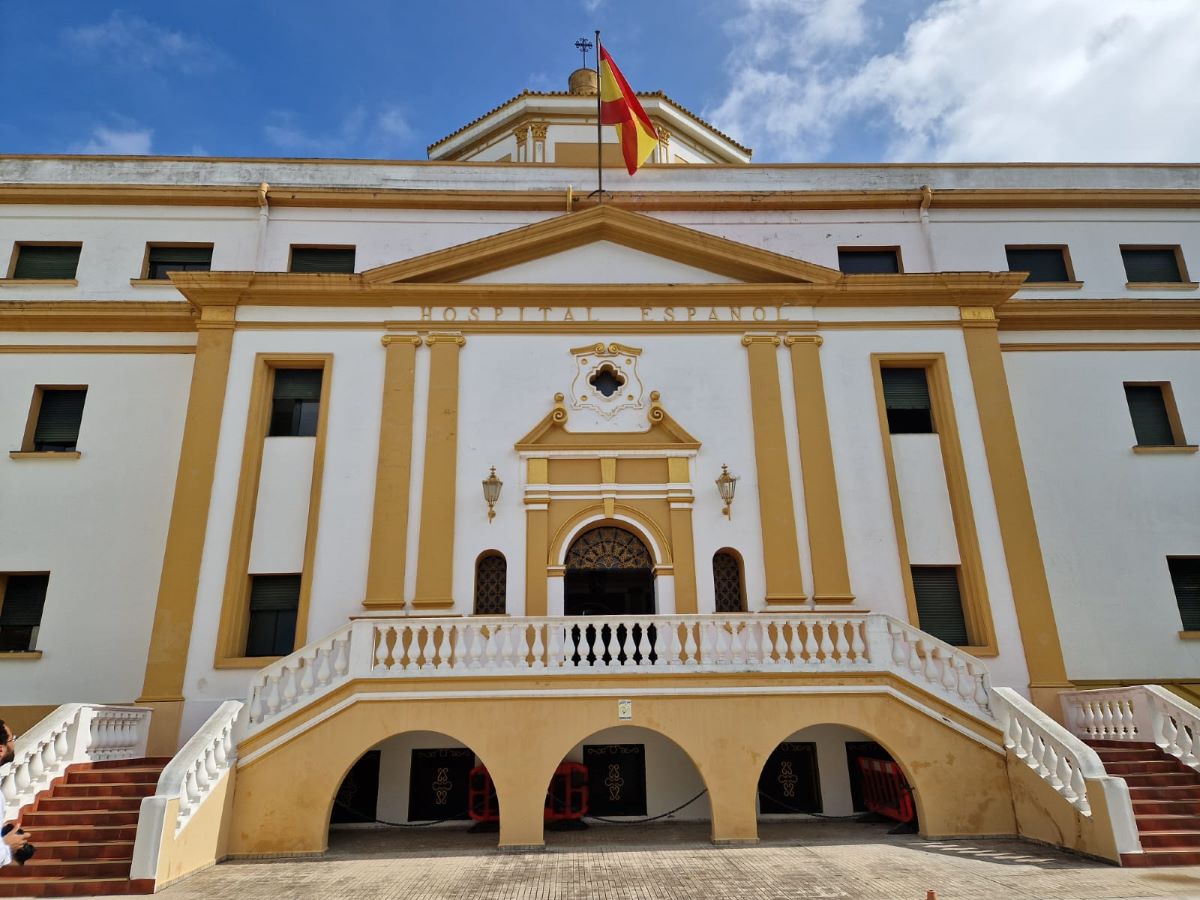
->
130 701 242 882
0 704 150 821
1062 685 1200 772
245 613 993 736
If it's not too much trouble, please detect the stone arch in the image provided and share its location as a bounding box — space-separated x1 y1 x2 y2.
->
549 505 672 570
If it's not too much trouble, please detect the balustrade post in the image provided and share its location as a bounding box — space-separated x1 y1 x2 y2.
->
346 622 374 679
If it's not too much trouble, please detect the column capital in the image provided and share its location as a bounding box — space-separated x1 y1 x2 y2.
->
741 334 782 347
783 334 823 348
424 333 466 347
381 333 421 348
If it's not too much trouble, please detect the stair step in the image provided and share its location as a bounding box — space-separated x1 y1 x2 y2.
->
1095 748 1171 763
20 810 140 827
71 758 170 771
23 825 138 843
1087 740 1158 749
0 876 153 897
0 858 132 879
62 770 160 786
1129 784 1200 800
1103 759 1192 776
1134 800 1200 817
1138 830 1200 850
1118 772 1199 788
1122 848 1200 867
1136 814 1200 830
28 842 135 862
52 782 155 799
35 796 143 813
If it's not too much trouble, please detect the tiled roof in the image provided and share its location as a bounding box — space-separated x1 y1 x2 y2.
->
427 90 752 158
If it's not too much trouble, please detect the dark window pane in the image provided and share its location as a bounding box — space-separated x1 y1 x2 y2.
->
1 574 48 652
1168 558 1200 632
269 370 322 437
245 574 300 657
34 389 87 451
881 368 933 434
147 246 213 279
1122 248 1183 283
1006 247 1070 282
13 245 81 279
838 249 900 274
713 552 745 613
911 567 969 646
1125 385 1175 446
290 247 355 273
474 554 507 614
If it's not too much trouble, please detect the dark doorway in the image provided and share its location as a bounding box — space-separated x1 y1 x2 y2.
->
584 744 647 817
564 569 655 616
408 748 475 821
330 750 380 824
758 742 822 814
845 741 895 813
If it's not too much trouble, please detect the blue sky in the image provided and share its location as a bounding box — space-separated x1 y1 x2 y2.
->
2 1 1198 163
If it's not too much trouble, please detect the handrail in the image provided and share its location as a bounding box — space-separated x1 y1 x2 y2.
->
0 704 150 821
1062 685 1200 772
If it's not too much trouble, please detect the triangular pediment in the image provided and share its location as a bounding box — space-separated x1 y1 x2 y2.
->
516 391 700 453
363 205 841 285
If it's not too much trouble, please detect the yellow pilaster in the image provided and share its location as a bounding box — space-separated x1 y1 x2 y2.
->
785 336 854 605
412 333 465 610
524 457 549 617
363 335 420 610
667 457 698 614
960 308 1071 702
138 298 238 754
741 335 807 605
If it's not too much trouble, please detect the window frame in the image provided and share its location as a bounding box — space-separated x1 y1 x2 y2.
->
138 242 215 281
1123 381 1195 453
836 246 904 275
473 551 508 615
712 548 747 613
6 242 83 282
1168 556 1200 637
909 565 970 647
0 572 50 655
287 244 357 274
1120 244 1194 289
14 385 88 457
1004 244 1079 287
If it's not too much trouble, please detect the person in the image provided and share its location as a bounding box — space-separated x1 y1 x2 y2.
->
0 721 30 867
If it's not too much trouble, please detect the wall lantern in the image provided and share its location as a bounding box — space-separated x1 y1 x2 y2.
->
482 466 503 523
715 464 738 519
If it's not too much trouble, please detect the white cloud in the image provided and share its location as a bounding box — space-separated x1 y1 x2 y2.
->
709 0 1200 161
264 106 414 156
65 10 225 73
74 126 154 155
582 0 605 12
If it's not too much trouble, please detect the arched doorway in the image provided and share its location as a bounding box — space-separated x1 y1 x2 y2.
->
564 526 656 616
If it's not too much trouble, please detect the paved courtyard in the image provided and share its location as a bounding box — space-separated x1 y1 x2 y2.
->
146 820 1200 900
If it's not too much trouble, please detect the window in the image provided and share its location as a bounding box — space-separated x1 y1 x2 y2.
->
145 245 212 280
10 244 81 280
1005 246 1073 283
289 246 355 274
712 551 745 613
26 387 87 452
1168 558 1200 632
269 369 323 437
245 574 300 657
474 553 507 615
1121 246 1188 284
838 248 901 274
0 574 49 652
911 566 969 646
881 367 933 434
1124 383 1187 447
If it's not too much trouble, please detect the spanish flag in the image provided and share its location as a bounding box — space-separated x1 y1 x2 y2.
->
599 45 659 175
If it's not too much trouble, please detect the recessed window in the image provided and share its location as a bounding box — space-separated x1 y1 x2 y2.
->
713 551 745 613
838 248 901 274
1124 383 1186 447
269 369 323 437
881 367 933 434
289 246 356 274
245 574 300 657
911 566 969 646
1005 246 1072 283
10 244 81 280
0 574 49 652
1168 558 1200 632
1121 246 1187 284
473 553 507 615
145 245 212 280
26 387 87 452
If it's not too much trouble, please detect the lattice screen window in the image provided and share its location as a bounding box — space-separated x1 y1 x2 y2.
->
565 527 653 571
713 551 745 613
474 553 507 615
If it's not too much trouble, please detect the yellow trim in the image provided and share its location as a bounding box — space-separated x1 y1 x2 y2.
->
1180 632 1200 640
0 651 43 660
959 321 1069 684
668 457 698 614
1001 342 1200 352
9 451 80 460
214 354 333 663
742 335 807 605
785 336 854 605
363 335 421 610
411 334 465 610
870 354 997 655
1133 445 1199 454
515 391 700 452
0 279 79 287
137 305 235 753
0 344 194 354
547 504 674 569
998 300 1200 331
0 301 196 332
1126 282 1199 291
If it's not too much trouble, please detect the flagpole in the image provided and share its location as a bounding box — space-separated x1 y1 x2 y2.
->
594 29 603 204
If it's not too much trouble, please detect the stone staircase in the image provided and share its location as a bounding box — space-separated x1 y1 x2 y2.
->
1086 741 1200 867
1 757 169 897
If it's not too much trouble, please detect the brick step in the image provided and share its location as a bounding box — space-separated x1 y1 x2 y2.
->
1119 772 1199 788
1136 814 1200 831
1103 759 1192 776
1122 848 1200 867
23 825 138 843
0 876 153 897
1138 830 1200 850
1087 740 1158 749
1095 748 1174 763
0 858 132 879
1129 784 1200 801
20 809 140 827
34 796 144 813
63 769 160 786
1134 799 1200 817
71 758 170 771
52 782 155 799
26 842 135 862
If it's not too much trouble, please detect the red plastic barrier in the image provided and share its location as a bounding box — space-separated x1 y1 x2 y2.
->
468 763 589 824
856 757 915 823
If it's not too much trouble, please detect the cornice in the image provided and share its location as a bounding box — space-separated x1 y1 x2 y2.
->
0 300 195 332
997 300 1200 331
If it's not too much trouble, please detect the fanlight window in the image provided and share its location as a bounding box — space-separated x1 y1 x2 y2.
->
713 551 745 613
565 527 653 571
474 553 507 615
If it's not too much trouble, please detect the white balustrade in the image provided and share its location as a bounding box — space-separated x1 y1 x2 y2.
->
1 704 150 821
1063 685 1200 773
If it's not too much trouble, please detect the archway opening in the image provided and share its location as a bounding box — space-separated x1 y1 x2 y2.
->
756 724 916 838
564 526 656 616
542 725 711 846
328 730 497 851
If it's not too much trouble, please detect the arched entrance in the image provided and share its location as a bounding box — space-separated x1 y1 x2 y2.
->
564 526 656 616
